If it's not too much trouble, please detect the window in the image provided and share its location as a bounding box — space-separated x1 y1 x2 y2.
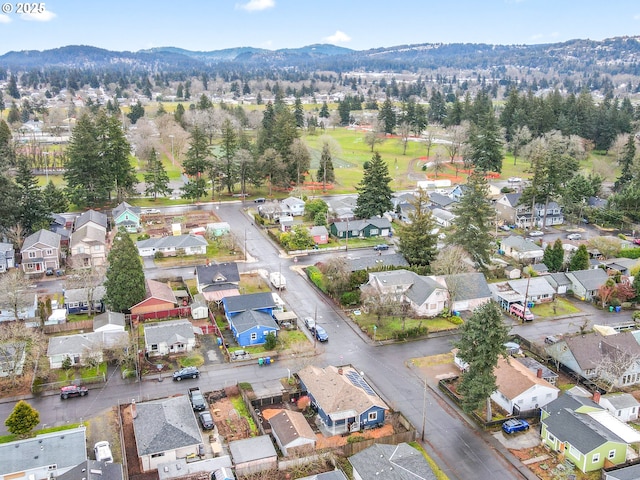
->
151 452 165 458
45 249 53 256
618 410 622 417
251 333 257 341
531 396 537 402
547 433 556 444
48 464 57 470
592 453 600 463
151 344 158 351
370 228 379 235
608 450 616 460
568 444 580 458
368 411 377 421
28 251 36 258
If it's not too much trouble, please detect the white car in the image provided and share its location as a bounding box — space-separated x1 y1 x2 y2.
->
567 233 582 240
94 441 113 463
142 208 161 215
528 230 544 237
508 177 522 183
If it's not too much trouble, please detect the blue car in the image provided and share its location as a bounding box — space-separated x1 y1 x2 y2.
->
314 325 328 342
502 418 529 434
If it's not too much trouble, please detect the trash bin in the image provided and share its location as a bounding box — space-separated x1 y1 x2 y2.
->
609 306 614 312
265 357 271 365
217 337 222 346
615 306 621 313
258 357 264 366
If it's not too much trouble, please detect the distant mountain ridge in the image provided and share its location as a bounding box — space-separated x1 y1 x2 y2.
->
2 37 640 75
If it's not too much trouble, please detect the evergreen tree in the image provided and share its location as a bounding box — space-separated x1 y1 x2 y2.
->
317 142 335 190
197 94 212 110
219 119 239 194
7 74 20 99
180 177 208 201
0 91 5 114
614 135 636 192
287 138 311 186
5 400 39 435
144 149 171 199
0 175 20 233
447 172 495 270
183 126 211 176
354 152 393 219
319 101 330 119
542 238 564 272
397 189 438 267
174 103 185 124
294 97 304 128
42 180 69 213
569 244 590 271
7 102 20 124
100 112 137 203
0 119 14 168
127 100 145 124
15 157 48 234
104 231 146 312
378 97 396 134
337 100 351 126
466 111 503 173
176 83 184 99
455 302 509 421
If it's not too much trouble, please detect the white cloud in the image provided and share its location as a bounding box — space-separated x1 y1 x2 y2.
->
0 14 11 23
324 30 351 44
21 10 56 21
237 0 274 12
634 14 640 20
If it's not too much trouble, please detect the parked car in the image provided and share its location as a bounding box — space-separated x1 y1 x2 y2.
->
545 335 560 345
500 225 511 231
45 267 55 276
172 366 200 381
528 230 544 237
373 244 389 251
304 317 316 331
60 385 89 399
314 325 329 342
633 238 640 246
502 418 530 434
94 441 113 463
198 410 215 430
567 233 582 240
142 208 161 215
254 197 266 203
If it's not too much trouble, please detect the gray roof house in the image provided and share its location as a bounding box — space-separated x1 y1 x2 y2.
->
349 443 437 480
47 330 129 369
75 209 108 231
0 242 15 273
57 460 124 480
195 262 241 302
143 320 197 357
516 356 559 385
228 435 277 477
565 268 610 301
112 201 141 233
605 463 640 480
499 235 544 263
435 272 492 313
281 196 306 216
362 270 447 317
546 272 572 295
21 228 62 274
93 311 126 332
137 234 208 257
598 392 640 423
0 426 87 480
132 396 203 472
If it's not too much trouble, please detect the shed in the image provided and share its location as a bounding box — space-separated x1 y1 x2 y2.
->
273 311 297 329
228 435 277 476
268 409 316 456
191 293 209 320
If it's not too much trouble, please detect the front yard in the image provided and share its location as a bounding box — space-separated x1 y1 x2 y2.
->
350 310 461 341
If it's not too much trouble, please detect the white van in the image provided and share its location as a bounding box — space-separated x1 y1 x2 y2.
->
94 441 113 463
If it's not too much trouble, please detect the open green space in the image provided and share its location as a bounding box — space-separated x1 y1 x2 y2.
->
531 297 581 318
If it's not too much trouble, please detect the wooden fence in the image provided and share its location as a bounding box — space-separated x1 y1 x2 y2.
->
128 307 191 322
43 320 94 334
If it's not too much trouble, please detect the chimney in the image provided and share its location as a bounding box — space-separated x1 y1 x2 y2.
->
537 368 543 378
338 367 343 375
130 399 137 419
593 391 601 404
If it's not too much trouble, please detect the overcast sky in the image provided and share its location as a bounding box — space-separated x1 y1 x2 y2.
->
1 0 639 55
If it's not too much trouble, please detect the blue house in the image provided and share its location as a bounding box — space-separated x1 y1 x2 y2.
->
63 286 106 315
297 365 388 435
228 310 280 347
222 292 276 319
112 202 141 233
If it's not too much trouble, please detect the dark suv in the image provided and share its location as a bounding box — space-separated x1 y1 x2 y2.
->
60 385 89 399
173 366 200 381
373 244 389 251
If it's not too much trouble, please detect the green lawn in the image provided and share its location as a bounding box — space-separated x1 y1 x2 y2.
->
352 311 459 341
531 297 581 318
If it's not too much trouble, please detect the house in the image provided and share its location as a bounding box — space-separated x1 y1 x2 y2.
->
63 286 106 315
495 193 564 228
347 253 409 272
136 234 208 257
93 311 126 332
490 277 555 313
69 223 107 268
132 396 203 472
0 242 15 273
50 214 72 247
130 279 178 316
362 270 447 317
349 442 437 480
195 262 241 302
278 215 294 232
0 341 26 377
492 356 559 415
47 330 128 368
281 196 306 216
329 217 392 239
143 320 197 356
309 225 329 245
206 222 231 237
430 207 456 227
516 356 559 385
598 393 640 423
0 426 88 480
601 258 639 276
297 365 388 435
112 201 141 233
499 235 544 264
495 193 528 225
268 409 316 456
57 460 124 480
604 463 640 480
428 192 456 209
546 272 572 295
566 268 610 301
227 310 279 347
327 197 357 220
75 209 108 232
191 293 209 320
435 272 492 313
297 472 348 480
541 391 640 473
21 229 62 275
222 292 276 319
228 436 277 477
545 331 640 389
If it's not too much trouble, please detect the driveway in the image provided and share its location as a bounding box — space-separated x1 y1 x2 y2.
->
142 256 156 269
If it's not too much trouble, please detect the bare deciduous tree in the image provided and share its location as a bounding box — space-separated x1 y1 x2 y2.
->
431 246 475 275
0 270 34 321
0 320 47 384
595 347 640 392
64 265 106 316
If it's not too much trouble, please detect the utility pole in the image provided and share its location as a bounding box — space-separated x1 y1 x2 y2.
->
421 374 427 441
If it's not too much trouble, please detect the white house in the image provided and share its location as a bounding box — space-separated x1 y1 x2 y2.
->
281 196 305 216
136 234 208 257
143 320 197 356
499 235 544 264
598 392 640 423
492 356 559 415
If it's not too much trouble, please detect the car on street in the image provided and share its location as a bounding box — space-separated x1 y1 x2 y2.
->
198 410 215 430
254 197 266 203
314 325 329 342
60 385 89 399
508 177 522 183
373 244 389 251
172 366 200 381
303 317 316 331
500 225 511 231
142 208 161 215
502 418 530 434
528 230 544 237
567 233 582 240
634 238 640 246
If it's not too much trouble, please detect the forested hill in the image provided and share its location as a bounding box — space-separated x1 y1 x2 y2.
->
1 37 640 75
